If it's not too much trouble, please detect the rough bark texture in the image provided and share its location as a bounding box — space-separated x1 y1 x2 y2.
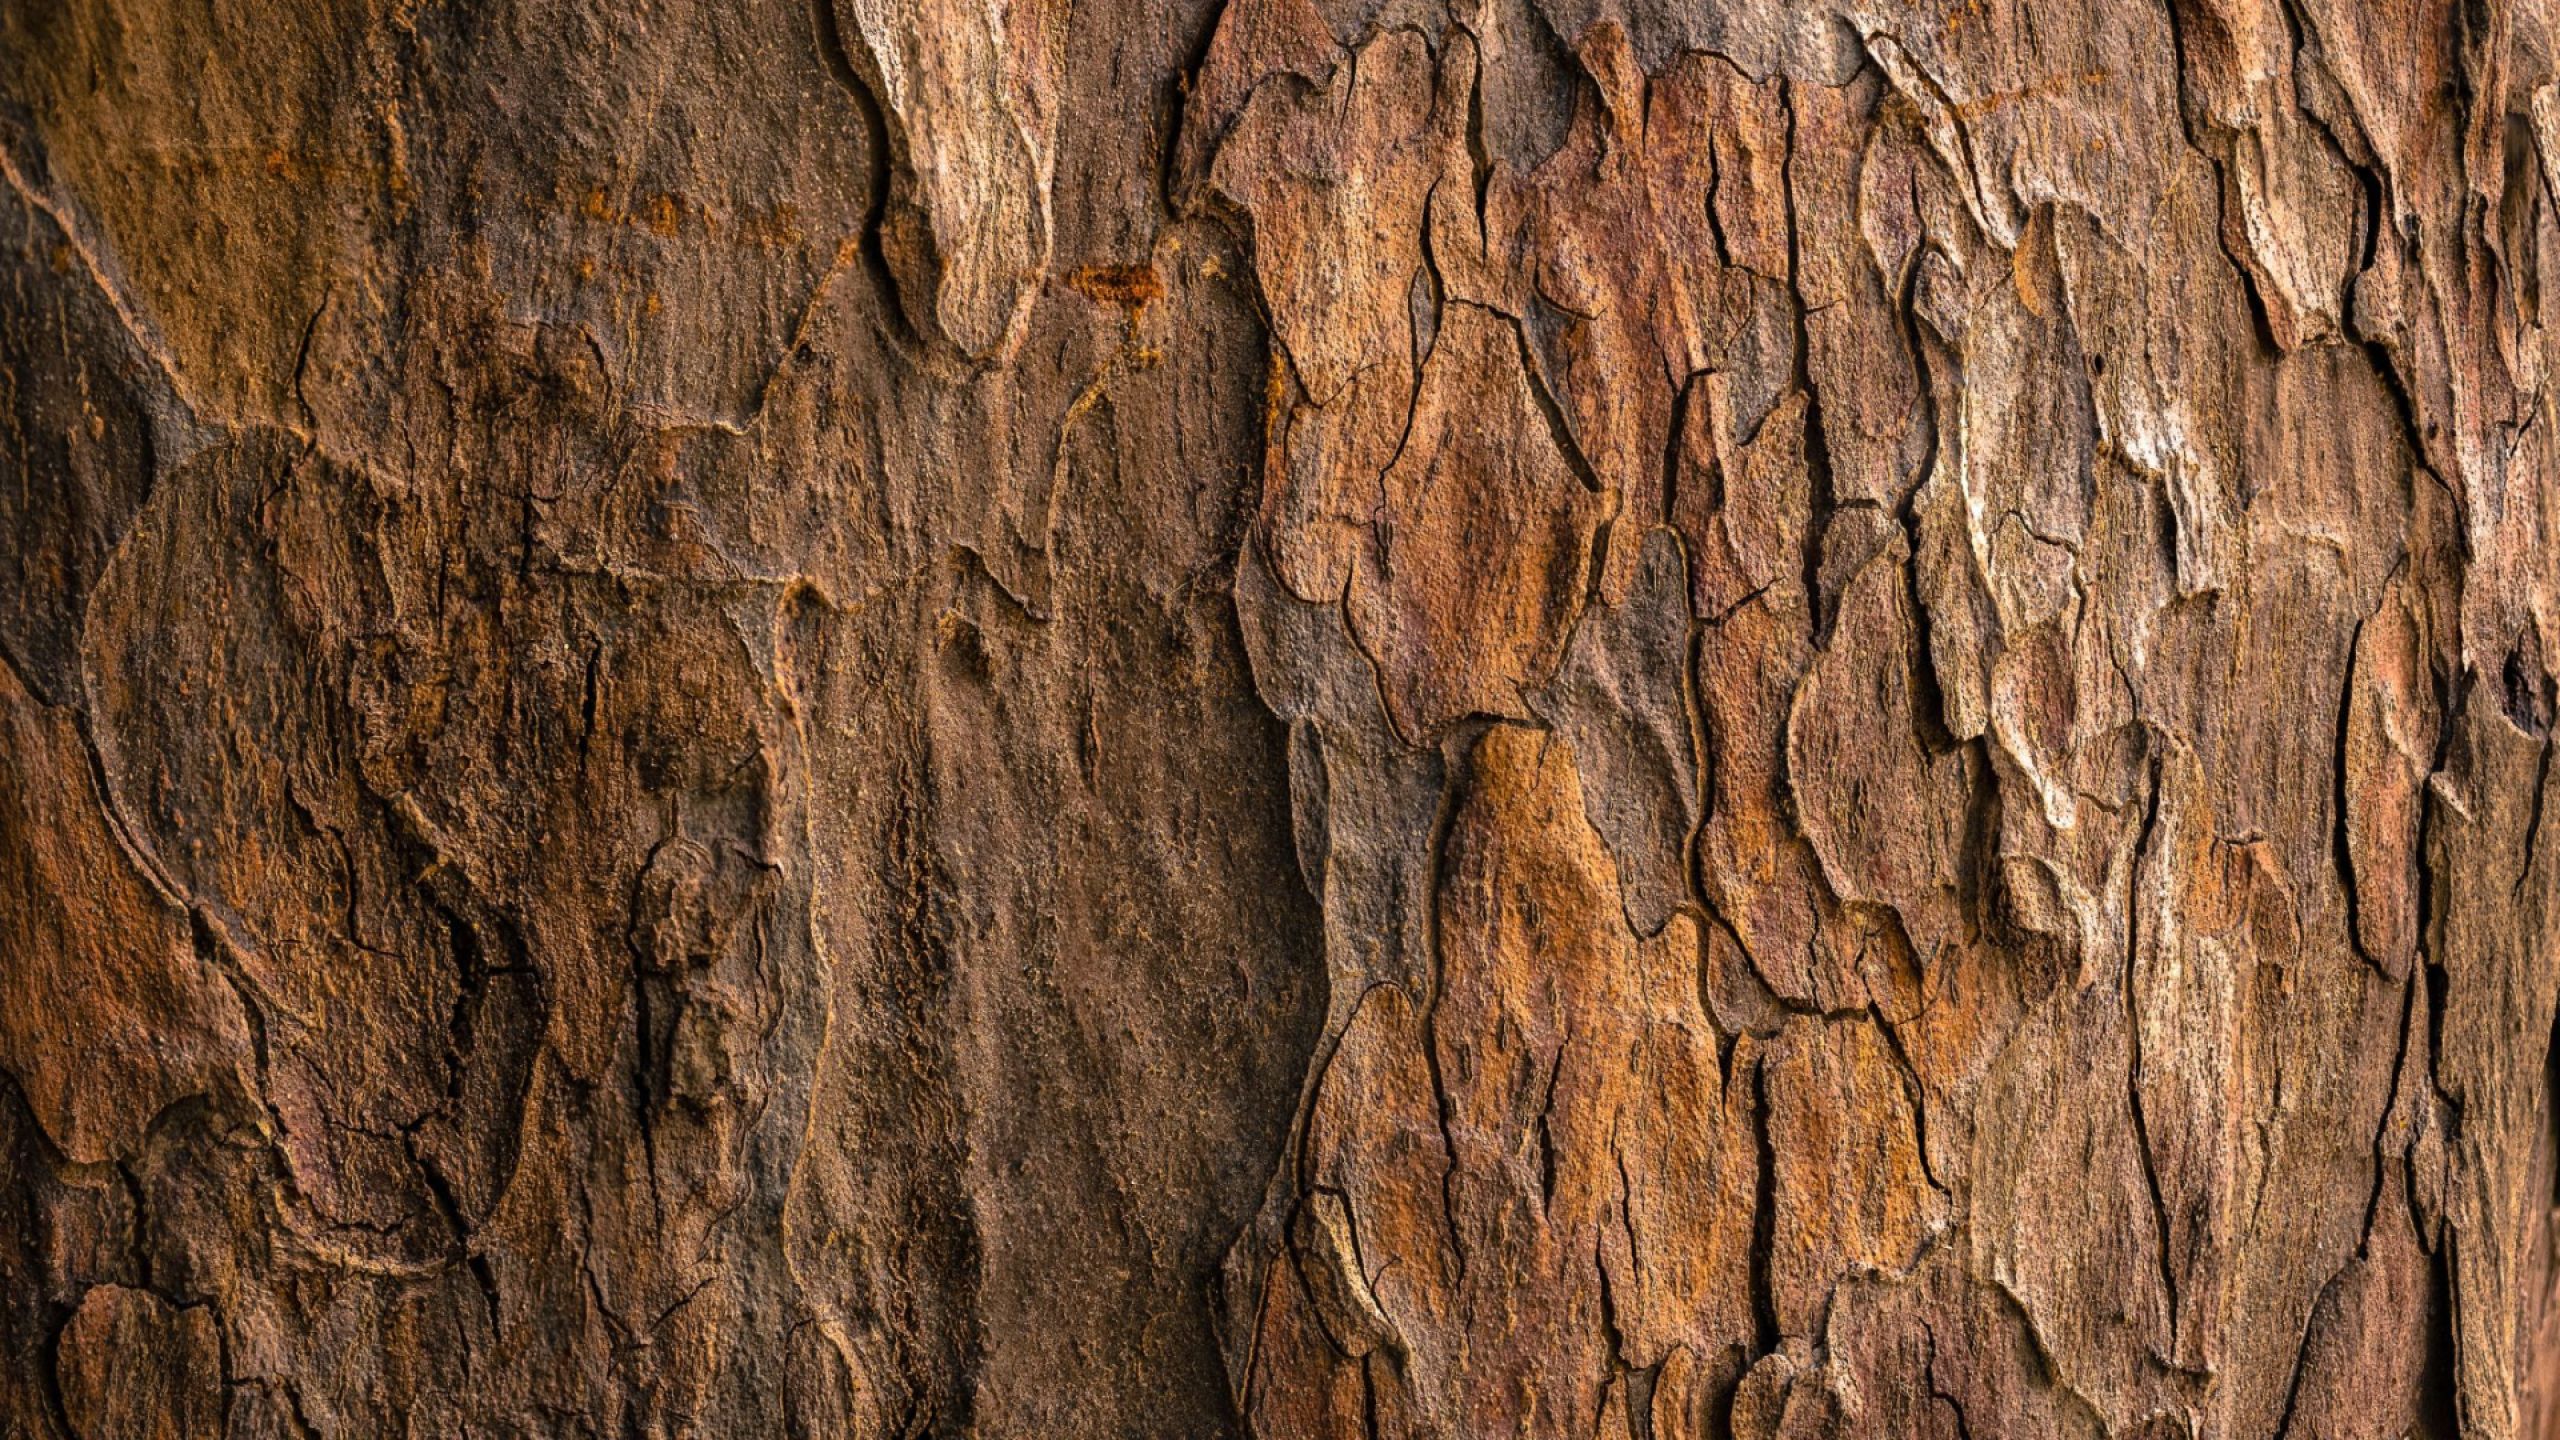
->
6 0 2560 1435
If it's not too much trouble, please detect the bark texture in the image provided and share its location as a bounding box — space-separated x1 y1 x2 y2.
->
5 0 2560 1435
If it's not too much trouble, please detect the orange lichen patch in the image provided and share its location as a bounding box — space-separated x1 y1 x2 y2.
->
1940 0 1991 38
244 144 389 186
1064 263 1164 308
540 184 803 249
51 141 384 188
733 201 805 248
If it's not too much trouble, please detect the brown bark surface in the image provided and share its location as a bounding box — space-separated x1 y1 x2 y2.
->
5 0 2560 1435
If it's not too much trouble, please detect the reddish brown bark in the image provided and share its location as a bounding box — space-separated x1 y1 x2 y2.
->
6 0 2560 1436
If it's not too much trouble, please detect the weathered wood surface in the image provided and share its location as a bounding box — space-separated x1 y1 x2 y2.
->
4 0 2560 1435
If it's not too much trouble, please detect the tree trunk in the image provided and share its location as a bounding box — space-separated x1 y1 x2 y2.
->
4 0 2559 1435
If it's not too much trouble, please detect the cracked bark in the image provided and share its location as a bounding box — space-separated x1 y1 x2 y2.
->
5 0 2560 1436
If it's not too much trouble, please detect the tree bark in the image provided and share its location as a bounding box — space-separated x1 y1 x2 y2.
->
4 0 2559 1435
